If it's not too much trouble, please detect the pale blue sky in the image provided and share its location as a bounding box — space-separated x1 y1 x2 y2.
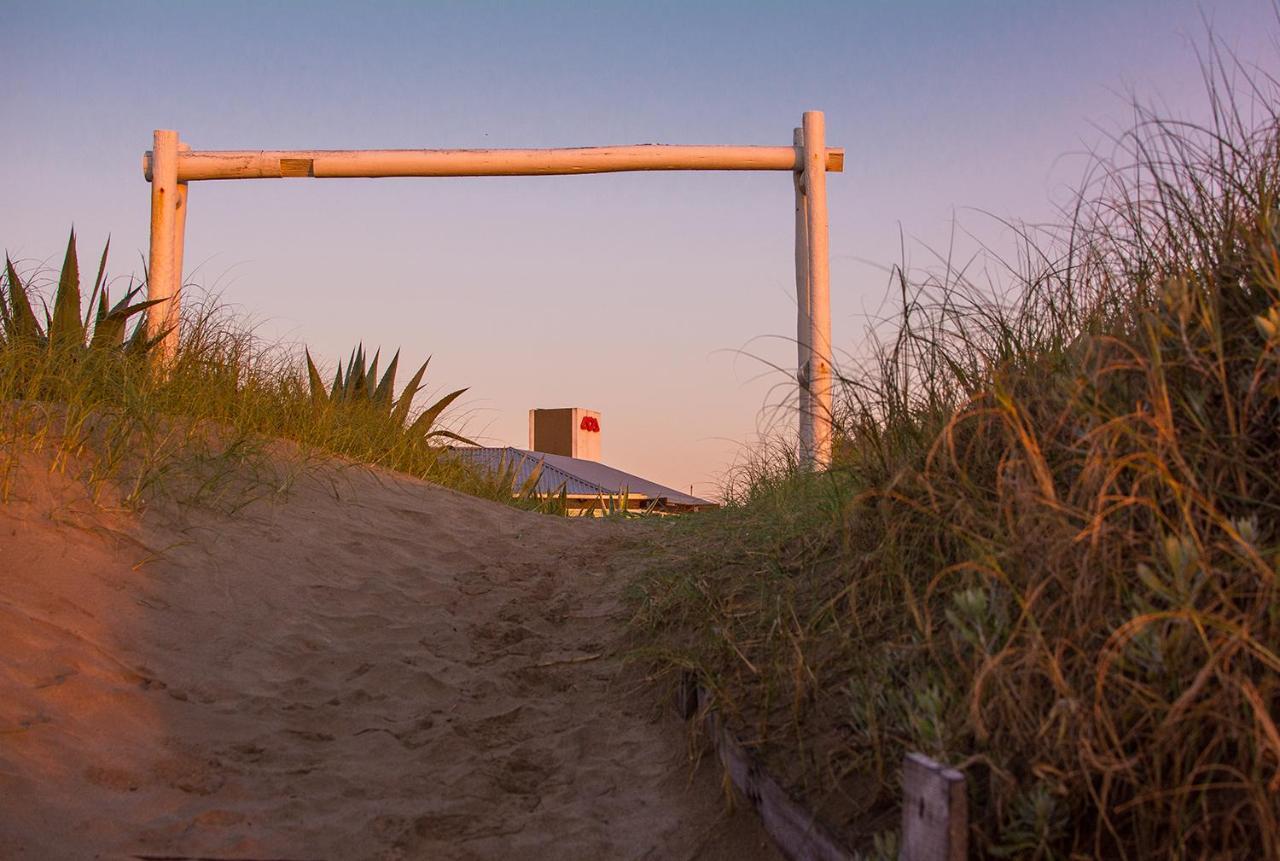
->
3 1 1274 496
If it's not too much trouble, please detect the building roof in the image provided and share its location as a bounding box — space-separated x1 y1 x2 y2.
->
451 447 714 508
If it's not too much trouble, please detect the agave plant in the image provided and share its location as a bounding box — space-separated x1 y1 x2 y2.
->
1 229 165 353
305 343 477 445
491 450 548 499
486 450 569 514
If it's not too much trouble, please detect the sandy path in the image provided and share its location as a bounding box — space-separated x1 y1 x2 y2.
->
0 457 778 860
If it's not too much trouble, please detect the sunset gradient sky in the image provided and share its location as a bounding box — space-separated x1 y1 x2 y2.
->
3 0 1275 496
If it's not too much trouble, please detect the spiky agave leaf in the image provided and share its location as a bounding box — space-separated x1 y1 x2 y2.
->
48 230 85 351
3 256 45 343
371 349 400 407
336 347 353 399
121 303 174 355
490 451 518 491
343 344 365 400
92 282 109 331
83 237 110 332
129 323 173 354
489 452 544 501
390 356 431 428
423 427 480 445
362 348 381 399
406 387 469 440
125 310 150 352
503 455 544 500
305 349 329 406
551 481 568 513
517 460 544 499
0 269 12 344
328 344 407 405
0 288 10 344
353 345 368 397
315 343 476 444
90 283 167 350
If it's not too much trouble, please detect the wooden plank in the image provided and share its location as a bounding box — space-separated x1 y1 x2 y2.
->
142 145 845 181
755 770 855 861
801 112 833 468
900 752 967 861
696 687 853 861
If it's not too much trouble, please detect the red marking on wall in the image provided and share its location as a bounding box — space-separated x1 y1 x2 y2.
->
580 416 600 432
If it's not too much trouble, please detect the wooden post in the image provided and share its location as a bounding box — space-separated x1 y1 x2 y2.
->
802 112 833 468
146 129 180 360
901 753 968 861
793 127 814 465
169 143 190 360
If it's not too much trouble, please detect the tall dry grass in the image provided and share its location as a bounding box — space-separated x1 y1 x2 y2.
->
634 48 1280 858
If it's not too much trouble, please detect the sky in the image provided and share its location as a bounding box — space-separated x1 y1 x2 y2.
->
3 0 1275 498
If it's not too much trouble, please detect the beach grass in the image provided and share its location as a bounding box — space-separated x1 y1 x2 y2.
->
631 47 1280 858
0 253 521 511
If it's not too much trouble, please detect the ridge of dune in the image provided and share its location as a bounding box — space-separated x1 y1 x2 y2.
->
0 452 778 860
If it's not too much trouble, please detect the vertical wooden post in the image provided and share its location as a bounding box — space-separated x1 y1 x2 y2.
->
147 129 180 361
901 753 968 861
174 144 188 295
793 127 814 465
802 111 833 468
172 142 190 352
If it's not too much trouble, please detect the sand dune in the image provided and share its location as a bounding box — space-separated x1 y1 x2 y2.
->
0 453 777 860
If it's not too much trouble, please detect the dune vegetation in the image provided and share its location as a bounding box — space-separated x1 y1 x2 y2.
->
6 34 1277 861
632 53 1280 858
0 235 536 511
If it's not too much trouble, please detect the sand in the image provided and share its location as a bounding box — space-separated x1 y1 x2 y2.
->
0 454 779 860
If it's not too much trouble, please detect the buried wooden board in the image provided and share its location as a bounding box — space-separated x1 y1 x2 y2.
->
679 675 970 861
687 681 854 861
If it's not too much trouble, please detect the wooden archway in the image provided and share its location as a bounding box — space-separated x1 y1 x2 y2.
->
142 112 841 465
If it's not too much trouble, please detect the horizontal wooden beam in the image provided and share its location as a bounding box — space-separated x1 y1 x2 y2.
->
143 145 844 182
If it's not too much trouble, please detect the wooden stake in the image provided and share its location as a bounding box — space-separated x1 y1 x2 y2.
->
793 127 814 466
146 130 180 360
143 144 845 182
901 753 968 861
802 111 833 468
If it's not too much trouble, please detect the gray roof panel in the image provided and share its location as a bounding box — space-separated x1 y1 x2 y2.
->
450 447 713 507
